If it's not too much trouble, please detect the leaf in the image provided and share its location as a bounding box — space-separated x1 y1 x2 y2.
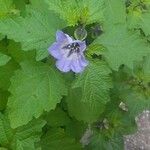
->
7 60 67 128
66 61 112 123
44 107 71 127
127 2 150 36
0 113 13 146
121 90 150 119
7 41 36 63
103 0 126 27
0 0 17 18
11 119 46 150
0 112 46 150
0 34 4 40
0 52 11 66
66 88 101 123
73 61 112 103
87 132 124 150
96 24 150 70
0 7 66 60
41 128 82 150
0 60 19 90
0 89 9 111
45 0 104 26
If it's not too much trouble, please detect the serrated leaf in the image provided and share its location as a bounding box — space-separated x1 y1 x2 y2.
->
127 10 150 34
73 61 112 103
0 113 13 146
103 0 126 27
7 41 36 63
45 0 104 26
41 128 82 150
96 24 150 70
11 119 46 150
0 52 11 66
0 0 17 18
8 60 67 128
66 88 102 123
66 62 112 123
0 113 45 150
0 7 66 60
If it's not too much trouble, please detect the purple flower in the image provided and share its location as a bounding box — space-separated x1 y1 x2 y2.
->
48 31 88 73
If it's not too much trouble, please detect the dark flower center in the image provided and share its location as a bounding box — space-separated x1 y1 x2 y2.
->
63 43 80 57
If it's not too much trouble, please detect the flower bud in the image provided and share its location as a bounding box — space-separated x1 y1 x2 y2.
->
74 26 87 41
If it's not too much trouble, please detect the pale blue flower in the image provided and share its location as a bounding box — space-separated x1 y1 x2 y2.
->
48 31 88 73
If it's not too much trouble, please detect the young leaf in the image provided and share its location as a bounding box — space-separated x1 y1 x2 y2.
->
45 0 104 26
127 3 150 36
0 7 66 60
8 61 67 128
0 0 16 18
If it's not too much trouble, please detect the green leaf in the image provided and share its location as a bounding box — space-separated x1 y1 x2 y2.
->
66 88 101 123
8 61 67 128
0 60 19 90
0 52 11 66
11 119 46 150
96 24 150 70
103 0 126 27
66 61 112 123
0 89 9 111
73 61 112 103
143 54 150 76
45 0 104 26
87 132 124 150
41 128 82 150
0 7 66 60
0 113 13 146
7 41 36 63
0 34 4 40
121 90 150 119
0 112 46 150
44 107 71 127
0 0 17 18
127 9 150 35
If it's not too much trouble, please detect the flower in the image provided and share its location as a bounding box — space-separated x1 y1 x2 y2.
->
48 31 88 73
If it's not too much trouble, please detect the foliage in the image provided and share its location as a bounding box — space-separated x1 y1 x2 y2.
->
0 0 150 150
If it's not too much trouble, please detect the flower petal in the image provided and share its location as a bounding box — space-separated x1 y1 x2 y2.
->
56 30 73 43
71 58 85 73
56 58 71 72
80 55 89 67
48 42 61 59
